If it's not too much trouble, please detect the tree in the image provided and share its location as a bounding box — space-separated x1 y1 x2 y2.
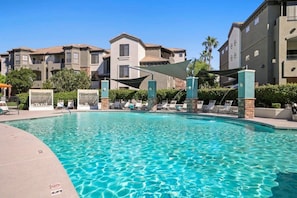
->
0 74 6 83
187 59 218 88
6 68 36 94
50 69 91 92
202 36 219 68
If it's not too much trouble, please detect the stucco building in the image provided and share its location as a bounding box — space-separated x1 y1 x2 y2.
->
219 0 297 86
0 33 186 90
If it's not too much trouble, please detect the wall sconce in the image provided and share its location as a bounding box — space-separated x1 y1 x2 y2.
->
103 88 106 91
291 67 296 72
188 86 192 90
261 64 265 68
148 87 152 91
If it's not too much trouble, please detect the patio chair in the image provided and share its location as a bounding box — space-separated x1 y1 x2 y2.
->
0 101 9 114
217 100 233 114
165 100 177 110
157 100 168 110
56 100 64 109
197 100 204 112
67 100 74 109
202 100 216 112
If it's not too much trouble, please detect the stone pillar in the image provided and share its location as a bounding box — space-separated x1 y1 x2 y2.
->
101 80 109 110
238 70 255 119
186 77 198 113
148 80 157 111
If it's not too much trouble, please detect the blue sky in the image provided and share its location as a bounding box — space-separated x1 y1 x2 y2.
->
0 0 263 70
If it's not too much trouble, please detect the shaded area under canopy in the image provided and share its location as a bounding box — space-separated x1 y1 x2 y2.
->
139 60 191 80
111 75 149 89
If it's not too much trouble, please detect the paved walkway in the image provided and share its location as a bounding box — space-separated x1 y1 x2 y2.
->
0 109 296 198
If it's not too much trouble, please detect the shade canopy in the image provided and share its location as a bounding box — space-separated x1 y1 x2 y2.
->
0 83 12 88
197 67 246 79
139 60 191 80
111 75 149 89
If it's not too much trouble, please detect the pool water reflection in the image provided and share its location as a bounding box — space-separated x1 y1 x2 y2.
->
6 112 297 197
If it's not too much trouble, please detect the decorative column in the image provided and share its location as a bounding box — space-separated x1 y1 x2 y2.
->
147 80 157 111
186 77 198 113
101 80 109 110
238 70 255 118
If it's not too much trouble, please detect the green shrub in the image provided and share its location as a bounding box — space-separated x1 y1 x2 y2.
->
271 103 281 108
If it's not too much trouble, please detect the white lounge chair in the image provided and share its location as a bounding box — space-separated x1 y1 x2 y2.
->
197 100 204 112
202 100 216 112
0 101 9 114
56 100 64 109
218 100 233 114
67 100 74 109
165 100 177 110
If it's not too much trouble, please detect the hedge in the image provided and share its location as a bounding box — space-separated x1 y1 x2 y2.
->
15 83 297 109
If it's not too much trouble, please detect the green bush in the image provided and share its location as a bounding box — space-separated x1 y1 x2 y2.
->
13 83 297 109
271 103 281 108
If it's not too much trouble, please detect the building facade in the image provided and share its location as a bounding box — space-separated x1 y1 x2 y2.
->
0 33 186 90
109 33 187 90
219 0 297 86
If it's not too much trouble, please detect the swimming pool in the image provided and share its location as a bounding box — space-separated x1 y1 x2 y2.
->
6 112 297 197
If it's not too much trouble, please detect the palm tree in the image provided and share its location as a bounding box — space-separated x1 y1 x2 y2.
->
202 36 219 68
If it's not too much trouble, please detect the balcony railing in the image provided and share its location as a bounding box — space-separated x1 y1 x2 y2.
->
287 54 297 60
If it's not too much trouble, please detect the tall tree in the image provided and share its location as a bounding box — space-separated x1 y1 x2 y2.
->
6 68 36 94
202 36 219 68
0 74 6 83
50 69 91 92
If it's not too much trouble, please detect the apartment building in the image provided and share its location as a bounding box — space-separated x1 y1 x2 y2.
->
109 33 187 90
219 0 297 86
0 45 109 89
0 33 186 90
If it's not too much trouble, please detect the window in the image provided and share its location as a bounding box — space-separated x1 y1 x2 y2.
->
15 54 20 64
179 53 183 57
246 25 250 33
230 43 233 49
91 54 99 64
73 52 79 64
22 55 28 65
221 49 224 55
254 16 259 25
230 55 233 62
234 40 237 47
234 53 237 59
254 50 259 57
119 65 129 78
66 52 71 63
225 46 228 51
120 44 129 56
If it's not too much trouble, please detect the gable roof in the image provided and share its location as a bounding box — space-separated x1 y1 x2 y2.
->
109 33 146 47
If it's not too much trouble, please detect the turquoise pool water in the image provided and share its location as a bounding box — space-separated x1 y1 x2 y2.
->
6 112 297 197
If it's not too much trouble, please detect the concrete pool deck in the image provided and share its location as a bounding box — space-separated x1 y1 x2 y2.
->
0 109 296 198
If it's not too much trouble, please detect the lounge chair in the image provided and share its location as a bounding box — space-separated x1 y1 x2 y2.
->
56 100 64 109
165 100 177 110
197 100 204 112
67 100 74 109
217 100 233 114
135 101 143 110
0 101 9 114
157 101 168 110
202 100 216 112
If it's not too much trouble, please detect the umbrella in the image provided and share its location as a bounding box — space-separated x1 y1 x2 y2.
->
0 83 12 88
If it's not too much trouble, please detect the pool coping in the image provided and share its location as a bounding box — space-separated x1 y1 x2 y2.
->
0 109 296 197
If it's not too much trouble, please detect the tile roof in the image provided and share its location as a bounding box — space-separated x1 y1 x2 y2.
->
140 56 169 63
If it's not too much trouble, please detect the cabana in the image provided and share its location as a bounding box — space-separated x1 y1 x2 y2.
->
77 89 99 110
29 89 54 111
